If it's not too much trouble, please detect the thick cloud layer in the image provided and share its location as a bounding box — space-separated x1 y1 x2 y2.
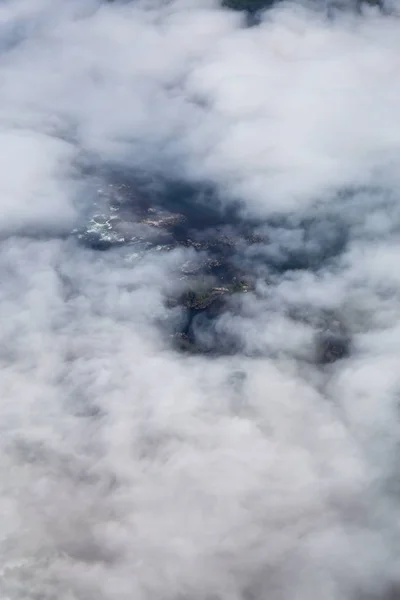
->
1 1 400 599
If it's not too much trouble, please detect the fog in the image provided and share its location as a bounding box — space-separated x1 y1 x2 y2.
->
1 1 400 599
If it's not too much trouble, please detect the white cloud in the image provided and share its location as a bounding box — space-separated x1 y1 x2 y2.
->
1 1 400 599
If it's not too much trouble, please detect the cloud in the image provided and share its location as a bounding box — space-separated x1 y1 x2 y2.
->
1 1 400 600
